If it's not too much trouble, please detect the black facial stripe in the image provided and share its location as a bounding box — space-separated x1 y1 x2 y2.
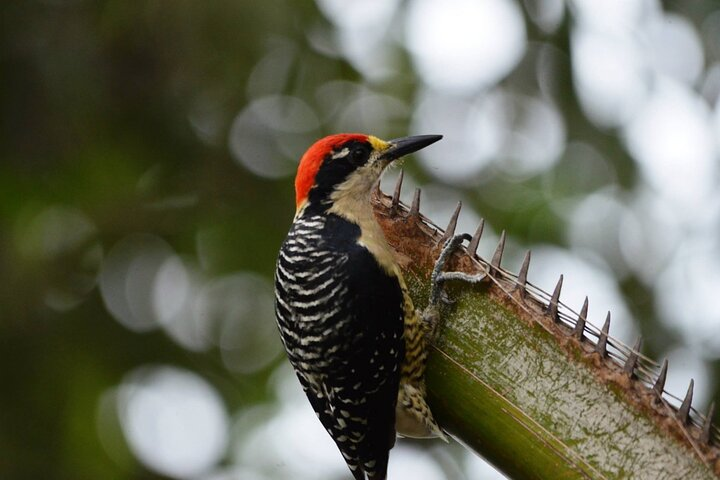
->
307 140 373 208
325 140 371 165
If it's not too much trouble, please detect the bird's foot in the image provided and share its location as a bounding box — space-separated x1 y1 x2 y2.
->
422 233 487 341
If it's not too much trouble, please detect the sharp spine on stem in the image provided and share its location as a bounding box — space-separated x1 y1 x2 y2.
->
391 170 404 215
409 188 421 218
467 219 484 257
595 312 610 356
439 202 462 244
573 297 588 340
547 275 563 322
489 231 506 277
676 379 693 424
653 359 668 399
515 251 531 299
623 336 642 378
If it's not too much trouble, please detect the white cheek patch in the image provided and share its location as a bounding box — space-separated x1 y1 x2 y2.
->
331 148 350 159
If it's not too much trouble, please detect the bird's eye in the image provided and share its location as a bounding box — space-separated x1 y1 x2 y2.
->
351 150 368 167
353 147 368 162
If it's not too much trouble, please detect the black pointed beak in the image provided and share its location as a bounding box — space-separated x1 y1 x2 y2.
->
380 134 443 162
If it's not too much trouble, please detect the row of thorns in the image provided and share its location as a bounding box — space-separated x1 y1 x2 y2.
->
379 170 719 451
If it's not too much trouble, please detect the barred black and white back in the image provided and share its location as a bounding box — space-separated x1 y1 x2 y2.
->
274 211 405 480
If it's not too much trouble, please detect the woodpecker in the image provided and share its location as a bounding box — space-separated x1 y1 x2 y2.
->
274 133 445 480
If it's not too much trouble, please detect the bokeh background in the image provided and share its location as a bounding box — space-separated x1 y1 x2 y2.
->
3 0 720 479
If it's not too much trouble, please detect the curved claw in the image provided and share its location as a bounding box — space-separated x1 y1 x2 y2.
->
428 234 471 307
440 290 456 306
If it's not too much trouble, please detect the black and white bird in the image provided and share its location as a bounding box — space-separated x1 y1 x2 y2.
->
274 133 445 480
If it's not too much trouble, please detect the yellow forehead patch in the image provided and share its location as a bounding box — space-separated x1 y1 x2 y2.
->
368 135 390 152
